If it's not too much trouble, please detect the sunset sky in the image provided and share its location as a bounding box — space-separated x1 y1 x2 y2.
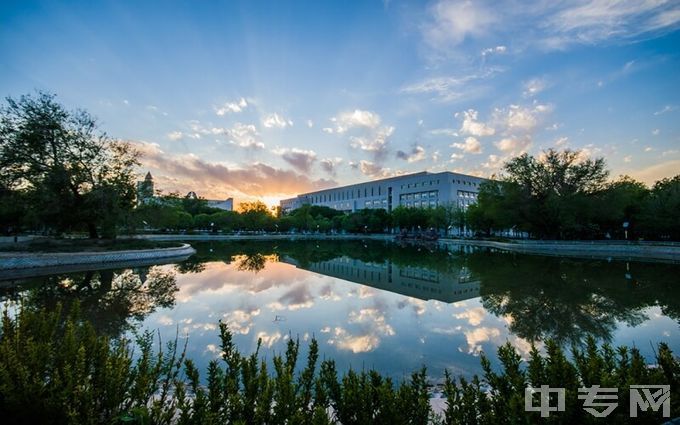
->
2 0 679 207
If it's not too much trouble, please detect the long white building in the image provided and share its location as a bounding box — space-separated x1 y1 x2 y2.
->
280 171 485 213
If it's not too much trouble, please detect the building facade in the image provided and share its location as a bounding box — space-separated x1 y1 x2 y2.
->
280 171 485 213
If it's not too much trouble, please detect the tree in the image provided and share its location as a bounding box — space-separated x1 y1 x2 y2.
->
0 92 139 238
639 175 680 240
500 149 609 239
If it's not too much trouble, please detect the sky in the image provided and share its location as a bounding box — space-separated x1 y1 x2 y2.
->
1 0 679 207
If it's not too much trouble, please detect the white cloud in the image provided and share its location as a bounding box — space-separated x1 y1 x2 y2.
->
554 136 569 147
546 0 680 46
263 113 293 129
358 160 385 177
429 128 459 137
424 0 496 48
401 69 499 103
623 155 632 163
226 123 264 149
654 105 676 115
322 127 334 134
523 78 548 97
494 103 553 133
495 136 531 154
307 119 314 128
458 109 495 137
451 136 482 154
481 45 507 57
348 125 394 161
216 97 248 115
652 128 660 135
332 109 381 133
450 152 464 160
167 131 183 141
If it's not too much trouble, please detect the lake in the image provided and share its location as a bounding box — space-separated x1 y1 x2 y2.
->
2 240 678 382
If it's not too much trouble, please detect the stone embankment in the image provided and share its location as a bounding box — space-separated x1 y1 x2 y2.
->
0 243 196 280
439 239 680 263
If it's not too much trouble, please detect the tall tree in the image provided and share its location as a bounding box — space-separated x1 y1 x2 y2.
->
0 92 139 238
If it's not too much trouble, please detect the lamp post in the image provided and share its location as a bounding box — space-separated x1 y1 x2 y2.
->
210 222 214 234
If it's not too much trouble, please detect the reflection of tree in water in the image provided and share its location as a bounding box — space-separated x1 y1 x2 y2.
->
1 266 178 337
236 253 277 273
466 251 679 346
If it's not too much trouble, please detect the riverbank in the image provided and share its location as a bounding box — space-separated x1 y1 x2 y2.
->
0 243 196 279
440 238 680 263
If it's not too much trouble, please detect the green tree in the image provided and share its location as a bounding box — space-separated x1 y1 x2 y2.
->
640 175 680 240
0 92 139 238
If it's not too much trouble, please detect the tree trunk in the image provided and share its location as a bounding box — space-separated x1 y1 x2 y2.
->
87 221 99 239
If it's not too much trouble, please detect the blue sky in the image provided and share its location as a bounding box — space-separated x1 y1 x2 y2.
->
2 0 679 205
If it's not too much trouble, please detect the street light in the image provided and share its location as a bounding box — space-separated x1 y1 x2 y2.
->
210 222 214 234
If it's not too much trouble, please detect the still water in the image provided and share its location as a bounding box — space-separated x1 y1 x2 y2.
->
2 240 679 381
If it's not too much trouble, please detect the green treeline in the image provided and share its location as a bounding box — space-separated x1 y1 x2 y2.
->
1 305 678 424
467 150 680 240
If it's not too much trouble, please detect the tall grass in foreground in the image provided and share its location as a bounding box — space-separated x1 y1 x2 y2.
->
0 305 678 424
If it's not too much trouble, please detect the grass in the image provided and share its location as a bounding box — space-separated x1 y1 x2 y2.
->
0 238 184 253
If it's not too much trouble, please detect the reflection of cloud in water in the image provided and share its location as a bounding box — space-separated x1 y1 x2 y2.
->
175 261 309 302
257 330 283 348
319 284 342 301
328 327 380 353
268 284 315 311
454 307 486 326
222 307 261 335
396 298 427 316
328 307 396 353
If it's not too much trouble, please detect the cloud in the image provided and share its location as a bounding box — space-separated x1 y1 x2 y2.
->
322 127 334 134
276 148 317 173
332 109 381 133
544 0 680 46
167 131 183 141
652 128 660 136
263 113 293 129
396 145 427 162
458 109 495 137
216 97 248 115
429 128 459 137
401 69 499 103
424 0 496 48
494 136 531 155
358 160 385 177
307 119 314 128
225 123 265 149
222 306 261 335
320 157 343 176
451 136 482 154
132 140 335 200
481 45 507 57
523 78 548 97
349 125 394 162
493 103 553 133
654 105 676 115
554 136 569 147
629 159 680 185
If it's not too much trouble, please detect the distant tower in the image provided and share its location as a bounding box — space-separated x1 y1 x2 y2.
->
137 171 155 204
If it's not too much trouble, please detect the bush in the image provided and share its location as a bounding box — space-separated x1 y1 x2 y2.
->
1 305 678 424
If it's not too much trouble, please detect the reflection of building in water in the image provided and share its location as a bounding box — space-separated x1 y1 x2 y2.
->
281 256 479 303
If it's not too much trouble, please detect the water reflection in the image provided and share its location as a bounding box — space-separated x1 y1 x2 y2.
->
1 240 678 380
0 266 178 336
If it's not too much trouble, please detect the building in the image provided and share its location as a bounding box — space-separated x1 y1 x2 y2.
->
186 191 234 211
280 171 485 213
280 254 480 304
136 171 155 204
207 197 234 211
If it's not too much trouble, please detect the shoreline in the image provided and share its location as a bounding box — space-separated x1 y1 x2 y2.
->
439 238 680 263
1 235 678 280
0 243 196 279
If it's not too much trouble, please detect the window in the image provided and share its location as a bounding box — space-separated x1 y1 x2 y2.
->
371 187 374 196
378 186 381 196
414 193 420 199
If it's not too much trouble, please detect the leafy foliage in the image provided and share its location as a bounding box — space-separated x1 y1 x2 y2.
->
1 304 678 424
